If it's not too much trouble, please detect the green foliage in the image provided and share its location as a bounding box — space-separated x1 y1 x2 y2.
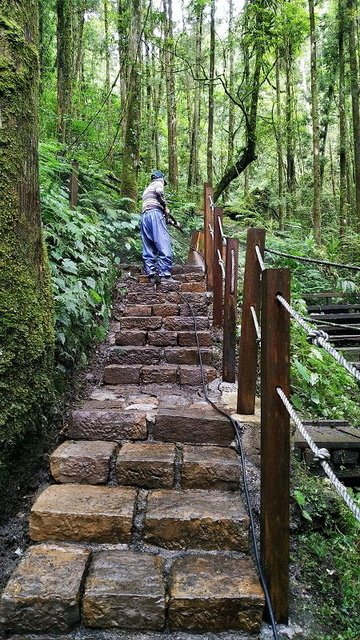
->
40 141 140 378
293 463 360 640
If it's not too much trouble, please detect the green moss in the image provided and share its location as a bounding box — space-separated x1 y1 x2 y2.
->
0 2 55 492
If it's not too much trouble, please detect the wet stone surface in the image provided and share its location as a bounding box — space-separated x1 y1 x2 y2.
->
29 485 137 544
144 489 249 551
50 440 117 484
0 544 90 634
168 555 264 633
82 550 165 631
181 445 240 490
68 408 147 441
117 442 176 489
153 409 235 446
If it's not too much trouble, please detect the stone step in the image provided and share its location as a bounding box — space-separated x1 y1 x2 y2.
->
29 484 136 544
117 442 176 488
119 302 209 318
68 407 148 441
144 489 249 551
154 408 234 445
182 444 240 490
82 550 166 630
0 544 91 634
0 546 264 635
50 441 240 492
124 290 212 306
50 440 117 484
103 364 218 387
116 315 210 331
108 345 212 367
115 329 211 348
168 555 264 632
119 263 204 275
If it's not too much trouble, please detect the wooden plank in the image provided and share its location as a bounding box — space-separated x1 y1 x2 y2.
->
213 207 224 327
261 268 290 624
69 160 79 209
222 239 239 382
237 228 265 414
203 183 214 291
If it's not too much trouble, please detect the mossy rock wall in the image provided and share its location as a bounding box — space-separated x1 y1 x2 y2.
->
0 2 55 489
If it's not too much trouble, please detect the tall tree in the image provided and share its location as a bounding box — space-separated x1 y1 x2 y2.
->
163 0 178 188
0 0 54 482
348 0 360 230
338 0 348 234
214 0 272 201
308 0 321 244
57 0 73 143
227 0 235 169
188 4 203 189
121 0 142 206
207 0 215 185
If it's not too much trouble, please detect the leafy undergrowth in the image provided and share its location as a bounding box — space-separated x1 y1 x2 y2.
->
40 141 140 385
292 463 360 640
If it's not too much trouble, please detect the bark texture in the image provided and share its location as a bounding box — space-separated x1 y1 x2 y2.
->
0 0 54 486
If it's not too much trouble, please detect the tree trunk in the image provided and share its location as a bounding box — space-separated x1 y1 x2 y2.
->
339 0 347 235
285 39 296 219
227 0 235 168
57 0 73 144
188 7 203 189
104 0 113 166
308 0 321 244
0 0 54 478
214 2 263 202
276 52 285 229
348 0 360 231
207 0 215 185
163 0 178 189
121 0 142 207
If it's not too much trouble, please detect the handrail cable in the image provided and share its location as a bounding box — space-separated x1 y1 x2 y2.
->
250 305 261 343
217 249 226 280
277 387 360 522
255 244 266 272
277 295 360 384
217 216 227 246
208 222 214 239
265 247 360 272
209 194 215 211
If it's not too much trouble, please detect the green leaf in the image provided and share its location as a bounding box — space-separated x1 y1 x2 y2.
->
62 259 78 274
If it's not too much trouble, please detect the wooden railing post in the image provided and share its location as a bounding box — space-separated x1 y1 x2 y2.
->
222 238 239 382
213 207 224 327
237 227 265 414
70 159 79 209
261 268 290 624
203 183 214 291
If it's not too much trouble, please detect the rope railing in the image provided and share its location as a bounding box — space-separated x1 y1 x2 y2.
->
276 294 360 384
217 216 227 246
217 249 226 280
202 198 360 627
265 247 360 272
255 244 266 272
277 387 360 522
250 305 261 343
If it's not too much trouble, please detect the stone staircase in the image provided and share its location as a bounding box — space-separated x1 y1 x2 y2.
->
0 265 265 637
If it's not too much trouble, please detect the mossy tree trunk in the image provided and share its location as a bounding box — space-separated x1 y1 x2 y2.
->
0 0 55 482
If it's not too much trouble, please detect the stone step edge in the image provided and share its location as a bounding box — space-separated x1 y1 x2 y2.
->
103 364 218 386
0 544 264 635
